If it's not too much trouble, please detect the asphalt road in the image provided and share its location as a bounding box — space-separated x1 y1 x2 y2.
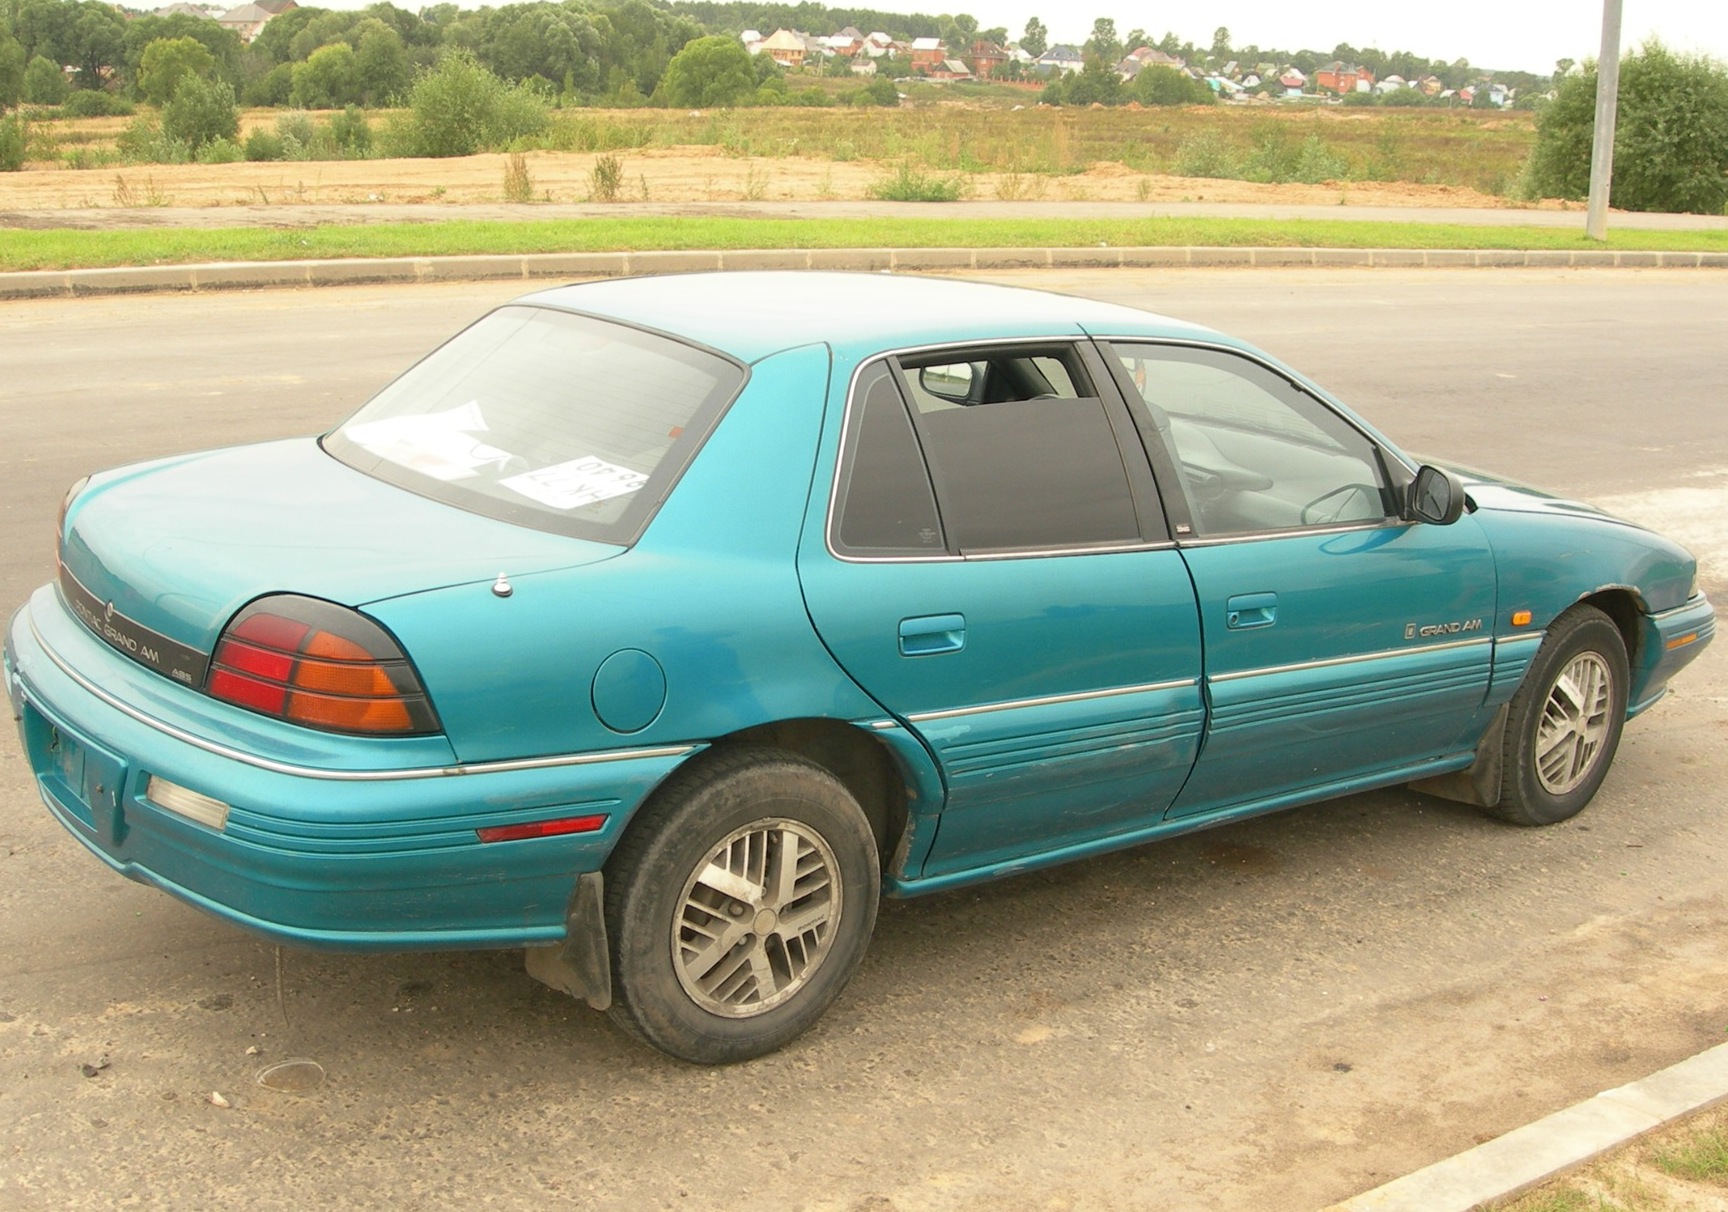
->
1 270 1725 1212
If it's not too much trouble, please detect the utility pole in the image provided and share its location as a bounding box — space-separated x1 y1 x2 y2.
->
1586 0 1623 240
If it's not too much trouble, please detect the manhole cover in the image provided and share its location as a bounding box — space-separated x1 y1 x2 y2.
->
255 1058 325 1093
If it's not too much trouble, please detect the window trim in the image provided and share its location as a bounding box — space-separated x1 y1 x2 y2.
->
825 339 1174 564
1095 335 1417 544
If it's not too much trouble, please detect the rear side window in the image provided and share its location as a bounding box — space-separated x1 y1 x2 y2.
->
324 306 745 544
831 346 1147 557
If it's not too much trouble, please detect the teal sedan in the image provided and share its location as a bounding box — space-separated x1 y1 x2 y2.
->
5 272 1714 1064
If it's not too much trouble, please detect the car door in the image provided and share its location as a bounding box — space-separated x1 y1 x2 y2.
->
1101 340 1499 820
798 341 1205 880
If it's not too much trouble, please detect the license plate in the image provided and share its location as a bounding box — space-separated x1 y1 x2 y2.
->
25 706 126 838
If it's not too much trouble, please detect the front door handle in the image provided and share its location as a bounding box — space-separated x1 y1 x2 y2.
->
1225 592 1278 630
899 613 966 656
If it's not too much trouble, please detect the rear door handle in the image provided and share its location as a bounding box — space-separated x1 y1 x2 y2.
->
1225 592 1278 630
899 613 966 656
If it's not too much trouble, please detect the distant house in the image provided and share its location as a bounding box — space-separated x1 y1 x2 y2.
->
863 31 895 58
1315 61 1374 94
928 58 973 80
969 39 1007 78
1277 67 1307 95
758 28 808 68
1376 73 1407 94
1418 74 1444 95
1037 44 1083 74
849 58 877 76
153 2 217 17
217 2 275 41
254 0 296 12
1118 45 1187 81
910 37 945 71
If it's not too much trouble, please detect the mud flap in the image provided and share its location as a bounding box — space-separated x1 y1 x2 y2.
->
524 871 612 1011
1408 704 1507 809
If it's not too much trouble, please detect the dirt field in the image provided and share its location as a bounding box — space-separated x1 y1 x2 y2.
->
0 143 1561 215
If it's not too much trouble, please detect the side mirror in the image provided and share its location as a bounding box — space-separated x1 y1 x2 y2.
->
1407 464 1466 526
918 362 976 403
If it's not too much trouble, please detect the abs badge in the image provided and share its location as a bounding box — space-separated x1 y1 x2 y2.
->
1405 618 1483 640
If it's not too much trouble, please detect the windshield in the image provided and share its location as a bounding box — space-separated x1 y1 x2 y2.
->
324 305 746 544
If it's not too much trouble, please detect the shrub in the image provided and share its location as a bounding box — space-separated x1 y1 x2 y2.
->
244 128 286 161
503 150 534 201
1172 128 1239 177
0 114 25 171
116 116 192 164
853 76 898 107
59 90 133 118
789 86 829 107
589 151 622 200
867 160 965 201
161 75 237 151
196 136 244 164
291 42 362 109
1133 65 1213 107
1524 40 1728 214
326 104 371 156
397 51 549 158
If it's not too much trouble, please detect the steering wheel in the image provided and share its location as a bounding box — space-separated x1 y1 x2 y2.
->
1301 483 1381 526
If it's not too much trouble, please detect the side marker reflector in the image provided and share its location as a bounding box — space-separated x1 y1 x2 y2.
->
1511 610 1533 627
476 815 609 844
1666 632 1699 650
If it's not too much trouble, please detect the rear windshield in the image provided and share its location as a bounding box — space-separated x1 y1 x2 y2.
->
323 305 746 544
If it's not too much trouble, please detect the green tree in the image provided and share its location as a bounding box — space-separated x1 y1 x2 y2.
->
656 34 752 107
138 35 217 104
354 20 410 103
161 73 236 149
1525 40 1728 214
1211 26 1231 60
1084 17 1118 64
1064 56 1122 104
1134 64 1212 106
122 15 242 94
23 51 63 103
291 40 361 107
1020 16 1046 58
0 35 25 110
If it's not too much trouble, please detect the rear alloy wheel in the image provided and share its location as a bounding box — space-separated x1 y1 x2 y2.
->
1492 605 1629 826
605 747 879 1064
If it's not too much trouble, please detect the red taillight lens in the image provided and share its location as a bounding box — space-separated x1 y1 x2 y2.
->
206 596 439 736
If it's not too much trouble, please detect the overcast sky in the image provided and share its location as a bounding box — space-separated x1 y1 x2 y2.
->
984 1 1728 76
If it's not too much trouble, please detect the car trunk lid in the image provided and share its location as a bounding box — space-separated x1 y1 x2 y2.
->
59 438 619 679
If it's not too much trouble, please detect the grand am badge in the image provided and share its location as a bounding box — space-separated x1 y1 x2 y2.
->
1405 618 1483 640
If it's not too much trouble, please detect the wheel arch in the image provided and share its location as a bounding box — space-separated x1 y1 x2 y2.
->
713 719 912 869
1576 586 1645 671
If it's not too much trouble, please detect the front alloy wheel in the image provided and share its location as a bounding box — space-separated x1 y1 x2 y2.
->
1493 604 1629 826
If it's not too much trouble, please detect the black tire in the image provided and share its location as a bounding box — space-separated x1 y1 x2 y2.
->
604 746 880 1064
1490 605 1629 826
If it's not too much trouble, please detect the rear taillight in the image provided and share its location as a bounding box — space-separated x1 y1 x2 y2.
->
206 595 439 736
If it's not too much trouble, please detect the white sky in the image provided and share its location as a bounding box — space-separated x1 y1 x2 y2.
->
979 1 1728 76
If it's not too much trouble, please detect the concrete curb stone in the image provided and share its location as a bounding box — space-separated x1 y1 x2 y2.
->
1325 1039 1728 1212
5 245 1728 300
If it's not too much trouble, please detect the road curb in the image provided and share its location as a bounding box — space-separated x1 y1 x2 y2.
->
4 245 1727 300
1324 1039 1728 1212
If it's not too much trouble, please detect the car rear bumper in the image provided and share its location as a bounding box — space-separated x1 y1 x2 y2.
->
1630 592 1716 716
6 587 694 952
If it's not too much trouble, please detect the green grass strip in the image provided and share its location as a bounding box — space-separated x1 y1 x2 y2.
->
3 215 1727 272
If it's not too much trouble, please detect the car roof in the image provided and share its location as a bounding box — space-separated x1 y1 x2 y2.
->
518 271 1222 363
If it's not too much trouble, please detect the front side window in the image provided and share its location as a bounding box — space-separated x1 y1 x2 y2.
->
324 306 745 544
1111 343 1394 537
831 345 1148 557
